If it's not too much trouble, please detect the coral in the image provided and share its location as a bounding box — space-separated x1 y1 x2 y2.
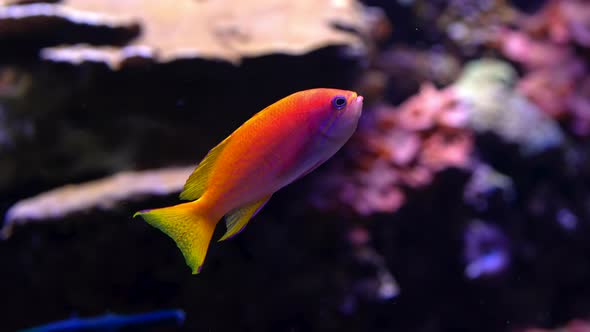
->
497 28 574 69
372 46 462 101
453 58 565 154
521 0 590 47
314 58 564 217
0 0 382 68
340 226 399 315
1 166 193 239
493 0 590 137
463 220 510 279
378 0 517 55
517 319 590 332
312 83 473 216
463 162 515 211
436 0 518 51
568 77 590 136
0 0 55 5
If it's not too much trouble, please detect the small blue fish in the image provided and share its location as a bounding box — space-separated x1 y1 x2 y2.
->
19 309 185 332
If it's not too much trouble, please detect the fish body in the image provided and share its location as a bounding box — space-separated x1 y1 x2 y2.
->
135 88 363 273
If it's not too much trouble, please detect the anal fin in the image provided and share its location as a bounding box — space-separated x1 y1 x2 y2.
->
218 195 272 242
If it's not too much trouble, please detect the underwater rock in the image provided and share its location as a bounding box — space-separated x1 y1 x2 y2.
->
1 166 193 239
373 46 462 102
0 0 385 198
453 58 565 155
0 184 383 331
380 0 518 54
0 0 379 68
437 0 518 52
0 66 30 98
0 66 33 151
312 83 474 216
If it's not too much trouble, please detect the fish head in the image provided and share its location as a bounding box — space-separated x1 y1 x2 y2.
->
308 88 364 141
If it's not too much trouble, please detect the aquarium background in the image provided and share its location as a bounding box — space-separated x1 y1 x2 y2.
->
1 0 590 331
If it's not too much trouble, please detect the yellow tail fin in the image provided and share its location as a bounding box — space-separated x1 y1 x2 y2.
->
133 201 216 274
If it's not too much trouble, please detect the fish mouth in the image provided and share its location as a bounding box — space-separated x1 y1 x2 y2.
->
346 92 363 107
350 94 364 114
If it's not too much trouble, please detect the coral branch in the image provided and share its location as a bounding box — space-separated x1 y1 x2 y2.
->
0 0 382 68
1 166 194 239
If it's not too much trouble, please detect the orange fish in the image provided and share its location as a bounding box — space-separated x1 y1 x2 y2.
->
134 88 364 273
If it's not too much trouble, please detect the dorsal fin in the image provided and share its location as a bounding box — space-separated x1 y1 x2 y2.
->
179 135 232 201
218 195 272 242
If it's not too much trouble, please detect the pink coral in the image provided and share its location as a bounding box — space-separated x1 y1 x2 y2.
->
497 29 572 69
517 319 590 332
312 83 474 216
522 0 590 47
398 85 440 130
494 0 590 137
419 130 473 171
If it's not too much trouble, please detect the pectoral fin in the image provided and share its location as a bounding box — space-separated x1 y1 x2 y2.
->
218 195 272 242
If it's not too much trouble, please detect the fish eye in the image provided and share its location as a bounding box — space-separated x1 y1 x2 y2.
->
332 96 347 110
